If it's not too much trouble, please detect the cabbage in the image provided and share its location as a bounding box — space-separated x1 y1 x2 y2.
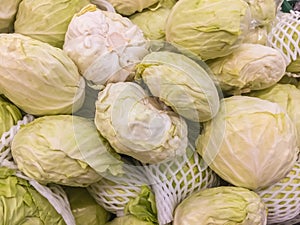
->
14 0 90 48
196 96 298 190
165 0 251 60
130 7 171 40
243 0 277 26
63 4 148 89
0 0 22 33
0 96 22 137
0 33 85 116
64 187 111 225
249 83 300 147
0 167 66 225
242 26 268 45
106 215 156 225
11 115 123 187
173 186 267 225
206 43 286 95
106 0 160 16
135 51 220 122
94 82 188 164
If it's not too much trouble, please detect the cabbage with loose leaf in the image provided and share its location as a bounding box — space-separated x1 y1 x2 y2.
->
11 115 123 187
0 167 66 225
136 51 220 122
94 82 188 164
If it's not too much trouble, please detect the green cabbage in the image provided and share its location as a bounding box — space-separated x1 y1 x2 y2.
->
196 95 298 190
0 96 22 137
135 51 220 122
249 83 300 147
0 0 22 33
165 0 251 60
173 186 267 225
0 167 66 225
64 187 111 225
0 33 85 116
94 82 188 164
206 43 286 95
14 0 90 48
11 115 123 187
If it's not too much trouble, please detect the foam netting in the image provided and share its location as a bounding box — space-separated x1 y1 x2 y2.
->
143 145 220 225
258 161 300 225
268 10 300 67
87 161 149 217
0 114 76 225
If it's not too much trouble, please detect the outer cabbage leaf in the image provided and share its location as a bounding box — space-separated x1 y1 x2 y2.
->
0 96 22 137
14 0 90 48
11 115 123 187
173 186 267 225
0 33 85 116
196 96 298 190
94 82 188 164
0 167 66 225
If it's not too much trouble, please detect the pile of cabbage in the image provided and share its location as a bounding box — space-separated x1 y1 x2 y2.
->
0 0 300 225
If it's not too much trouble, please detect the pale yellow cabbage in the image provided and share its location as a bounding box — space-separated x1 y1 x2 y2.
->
94 82 188 164
196 96 298 190
207 43 286 95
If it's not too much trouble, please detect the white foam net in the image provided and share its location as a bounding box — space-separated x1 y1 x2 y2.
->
258 161 300 224
87 162 149 217
268 10 300 66
143 146 220 225
0 114 76 225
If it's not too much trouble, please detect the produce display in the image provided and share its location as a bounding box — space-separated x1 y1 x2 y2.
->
0 0 300 225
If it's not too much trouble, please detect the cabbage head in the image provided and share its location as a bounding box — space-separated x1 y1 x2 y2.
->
249 83 300 147
165 0 251 60
206 43 286 95
0 167 66 225
242 26 268 45
196 96 298 190
130 7 171 41
173 186 267 225
64 4 148 89
106 215 156 225
0 96 22 137
64 187 111 225
11 115 123 187
0 33 85 116
14 0 90 48
136 51 220 122
94 82 188 164
243 0 277 26
0 0 22 33
106 0 160 16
